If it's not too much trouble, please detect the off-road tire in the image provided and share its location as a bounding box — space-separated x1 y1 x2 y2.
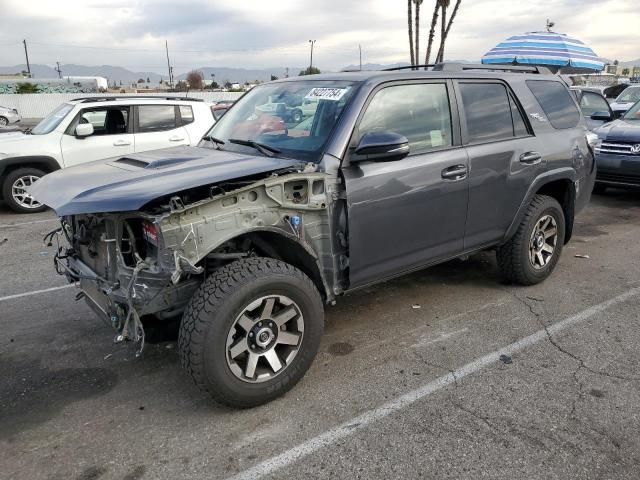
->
0 116 8 127
291 108 303 123
497 194 566 286
592 183 607 195
2 167 47 213
178 257 324 408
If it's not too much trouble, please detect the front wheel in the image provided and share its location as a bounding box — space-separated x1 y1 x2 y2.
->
497 194 566 286
178 257 324 408
290 109 303 123
0 116 8 127
2 168 47 213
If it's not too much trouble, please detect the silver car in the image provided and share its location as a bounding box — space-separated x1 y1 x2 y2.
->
0 106 21 127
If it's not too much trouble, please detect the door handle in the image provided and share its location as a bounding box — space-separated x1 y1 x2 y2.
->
169 136 185 142
441 164 468 180
113 140 131 146
520 152 543 165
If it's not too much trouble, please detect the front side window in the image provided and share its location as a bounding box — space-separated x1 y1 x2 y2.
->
358 83 453 153
622 100 640 120
459 83 515 143
526 80 581 129
69 107 129 136
579 92 611 117
616 87 640 103
31 103 74 135
138 105 177 132
204 80 358 162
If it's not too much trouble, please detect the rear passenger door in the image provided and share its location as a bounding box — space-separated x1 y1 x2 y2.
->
456 81 544 249
343 81 469 288
133 104 190 153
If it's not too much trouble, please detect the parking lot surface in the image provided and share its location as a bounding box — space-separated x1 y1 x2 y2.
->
1 191 640 480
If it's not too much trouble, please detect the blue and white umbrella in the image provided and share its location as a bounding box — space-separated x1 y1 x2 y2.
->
481 31 604 72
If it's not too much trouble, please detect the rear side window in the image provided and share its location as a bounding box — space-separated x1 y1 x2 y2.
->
526 80 581 129
459 83 515 143
179 105 194 125
138 105 177 132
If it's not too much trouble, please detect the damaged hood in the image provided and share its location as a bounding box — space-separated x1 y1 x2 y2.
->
30 145 303 215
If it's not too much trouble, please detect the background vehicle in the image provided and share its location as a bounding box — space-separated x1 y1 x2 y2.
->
0 105 21 127
211 101 234 120
610 85 640 118
32 64 595 408
593 99 640 193
603 83 629 100
0 96 214 213
571 87 614 130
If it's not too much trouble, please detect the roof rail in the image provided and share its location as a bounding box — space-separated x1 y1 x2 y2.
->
71 96 204 103
433 63 552 74
382 65 436 71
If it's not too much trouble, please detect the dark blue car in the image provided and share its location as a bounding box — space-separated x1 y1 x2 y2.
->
594 100 640 192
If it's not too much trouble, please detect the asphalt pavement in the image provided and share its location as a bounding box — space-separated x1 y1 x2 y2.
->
1 190 640 480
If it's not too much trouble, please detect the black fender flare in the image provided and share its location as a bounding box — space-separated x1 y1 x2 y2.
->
0 156 61 178
503 168 577 244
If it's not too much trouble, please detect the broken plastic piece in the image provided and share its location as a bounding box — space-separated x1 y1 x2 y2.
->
574 254 590 259
499 354 512 365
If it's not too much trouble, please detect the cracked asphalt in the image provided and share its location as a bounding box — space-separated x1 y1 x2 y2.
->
1 189 640 480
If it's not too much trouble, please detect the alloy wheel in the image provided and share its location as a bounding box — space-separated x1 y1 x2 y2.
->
529 214 558 269
11 175 42 209
226 295 304 383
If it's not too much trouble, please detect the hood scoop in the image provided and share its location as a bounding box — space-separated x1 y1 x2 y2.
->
112 155 201 170
114 157 149 168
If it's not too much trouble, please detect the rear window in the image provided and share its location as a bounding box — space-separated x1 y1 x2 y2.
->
138 105 177 132
526 80 581 129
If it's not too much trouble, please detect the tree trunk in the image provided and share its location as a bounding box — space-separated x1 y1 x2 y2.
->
436 0 462 63
424 1 440 68
436 2 447 63
415 1 422 69
408 0 415 66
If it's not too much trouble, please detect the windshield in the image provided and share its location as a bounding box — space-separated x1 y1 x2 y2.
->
31 103 74 135
623 100 640 120
616 87 640 104
203 80 358 162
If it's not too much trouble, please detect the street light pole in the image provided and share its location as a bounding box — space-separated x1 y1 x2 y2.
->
308 39 316 73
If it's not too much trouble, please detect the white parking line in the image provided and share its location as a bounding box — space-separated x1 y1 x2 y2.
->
227 286 640 480
0 218 58 228
0 284 74 303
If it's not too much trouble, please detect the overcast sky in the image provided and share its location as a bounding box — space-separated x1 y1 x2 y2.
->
0 0 638 74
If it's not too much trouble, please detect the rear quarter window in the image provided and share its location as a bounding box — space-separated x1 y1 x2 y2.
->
526 80 581 129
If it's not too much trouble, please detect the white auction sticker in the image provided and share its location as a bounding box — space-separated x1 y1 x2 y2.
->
305 87 348 101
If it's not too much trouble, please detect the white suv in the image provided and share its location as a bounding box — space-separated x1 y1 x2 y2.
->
0 96 214 213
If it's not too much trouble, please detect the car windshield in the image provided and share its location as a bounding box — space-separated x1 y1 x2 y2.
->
203 80 358 162
616 87 640 103
31 103 74 135
622 100 640 120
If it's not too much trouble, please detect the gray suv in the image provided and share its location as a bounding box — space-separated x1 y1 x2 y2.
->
32 64 596 407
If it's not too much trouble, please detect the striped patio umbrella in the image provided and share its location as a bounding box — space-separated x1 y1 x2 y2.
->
481 32 604 72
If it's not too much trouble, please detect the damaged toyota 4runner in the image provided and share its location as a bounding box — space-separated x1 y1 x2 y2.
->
32 64 596 407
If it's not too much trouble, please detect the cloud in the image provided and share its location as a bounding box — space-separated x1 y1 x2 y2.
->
0 0 637 73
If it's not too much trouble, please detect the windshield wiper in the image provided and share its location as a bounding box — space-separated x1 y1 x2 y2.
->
202 135 225 148
228 138 281 157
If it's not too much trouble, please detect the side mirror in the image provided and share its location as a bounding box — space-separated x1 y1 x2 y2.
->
75 123 94 138
590 111 613 122
353 131 410 162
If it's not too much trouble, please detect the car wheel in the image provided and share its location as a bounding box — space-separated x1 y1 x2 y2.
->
496 194 565 286
179 257 324 408
0 116 8 127
592 183 607 195
291 109 303 123
2 168 47 213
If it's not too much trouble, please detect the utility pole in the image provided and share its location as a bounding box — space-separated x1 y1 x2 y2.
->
359 44 362 71
165 40 173 89
23 40 31 78
55 62 62 79
308 39 316 72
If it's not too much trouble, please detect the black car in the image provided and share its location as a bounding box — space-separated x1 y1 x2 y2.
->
31 64 595 407
593 100 640 192
603 83 628 100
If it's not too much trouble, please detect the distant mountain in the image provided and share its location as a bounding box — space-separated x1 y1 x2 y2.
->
0 64 165 85
175 67 305 84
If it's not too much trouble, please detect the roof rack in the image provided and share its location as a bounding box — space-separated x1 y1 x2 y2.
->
382 63 551 75
71 96 204 103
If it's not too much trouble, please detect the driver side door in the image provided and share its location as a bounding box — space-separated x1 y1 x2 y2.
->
60 106 134 167
342 81 469 288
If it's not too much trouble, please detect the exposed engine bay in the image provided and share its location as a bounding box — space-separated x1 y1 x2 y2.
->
46 166 349 355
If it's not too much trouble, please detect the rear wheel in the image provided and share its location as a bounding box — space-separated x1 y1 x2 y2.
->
178 257 324 408
0 116 8 127
2 168 47 213
291 109 303 123
497 194 565 285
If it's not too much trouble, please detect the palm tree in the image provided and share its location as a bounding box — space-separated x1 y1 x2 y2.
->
436 0 462 63
414 0 424 69
408 0 415 66
424 0 440 67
